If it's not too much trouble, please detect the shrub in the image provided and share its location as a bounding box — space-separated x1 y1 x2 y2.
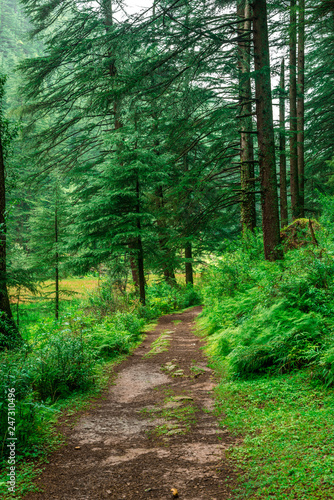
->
0 351 53 461
111 311 144 341
30 333 94 402
86 281 129 316
144 282 201 319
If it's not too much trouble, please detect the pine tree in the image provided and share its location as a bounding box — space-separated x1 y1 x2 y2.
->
0 74 20 347
28 177 70 319
297 0 305 216
290 0 300 219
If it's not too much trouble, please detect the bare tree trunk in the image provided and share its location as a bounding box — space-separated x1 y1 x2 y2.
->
297 0 305 217
238 0 256 233
290 0 300 219
136 178 146 305
185 241 194 285
0 82 20 347
128 246 140 290
279 58 288 228
155 187 176 285
253 0 283 261
55 198 59 320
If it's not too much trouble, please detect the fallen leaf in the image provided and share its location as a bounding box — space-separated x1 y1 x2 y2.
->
171 488 179 497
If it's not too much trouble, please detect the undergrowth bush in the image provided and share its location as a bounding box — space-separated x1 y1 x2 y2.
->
143 282 201 319
0 350 54 461
200 232 334 384
30 333 94 402
85 312 144 360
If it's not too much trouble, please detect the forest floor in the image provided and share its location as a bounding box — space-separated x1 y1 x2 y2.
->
24 306 238 500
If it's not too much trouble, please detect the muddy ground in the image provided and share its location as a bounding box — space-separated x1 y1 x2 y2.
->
25 306 238 500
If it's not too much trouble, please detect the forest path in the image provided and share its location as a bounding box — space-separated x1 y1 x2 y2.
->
26 307 237 500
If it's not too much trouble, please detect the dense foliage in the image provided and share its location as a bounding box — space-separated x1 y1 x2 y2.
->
200 228 334 384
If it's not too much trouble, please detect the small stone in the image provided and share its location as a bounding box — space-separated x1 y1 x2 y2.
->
166 423 179 429
166 428 184 436
166 365 177 372
173 396 193 402
164 401 182 409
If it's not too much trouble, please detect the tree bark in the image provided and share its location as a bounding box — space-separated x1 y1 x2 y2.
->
238 0 256 233
297 0 305 217
55 197 59 320
136 178 146 305
252 0 283 260
290 0 300 219
155 186 176 285
0 77 20 347
128 244 140 290
279 58 288 228
185 241 194 285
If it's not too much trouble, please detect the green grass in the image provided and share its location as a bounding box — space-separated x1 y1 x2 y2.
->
212 364 334 499
144 391 197 438
143 331 173 358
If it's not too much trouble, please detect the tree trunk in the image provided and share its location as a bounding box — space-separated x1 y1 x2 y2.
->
297 0 305 217
185 241 194 285
0 78 20 347
128 245 140 290
253 0 283 261
136 178 146 305
137 233 146 306
279 58 288 228
55 199 59 320
238 0 256 233
290 0 300 219
155 186 176 285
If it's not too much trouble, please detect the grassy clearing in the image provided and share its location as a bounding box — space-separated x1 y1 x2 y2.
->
9 277 100 303
212 366 334 499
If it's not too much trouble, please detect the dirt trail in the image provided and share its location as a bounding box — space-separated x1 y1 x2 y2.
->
26 307 237 500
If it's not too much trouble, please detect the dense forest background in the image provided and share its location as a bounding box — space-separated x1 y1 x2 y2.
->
1 0 334 336
0 0 333 322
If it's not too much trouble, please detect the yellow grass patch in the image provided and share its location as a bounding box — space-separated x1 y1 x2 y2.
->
9 277 100 304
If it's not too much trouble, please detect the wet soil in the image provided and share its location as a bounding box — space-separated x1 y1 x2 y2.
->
25 307 237 500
